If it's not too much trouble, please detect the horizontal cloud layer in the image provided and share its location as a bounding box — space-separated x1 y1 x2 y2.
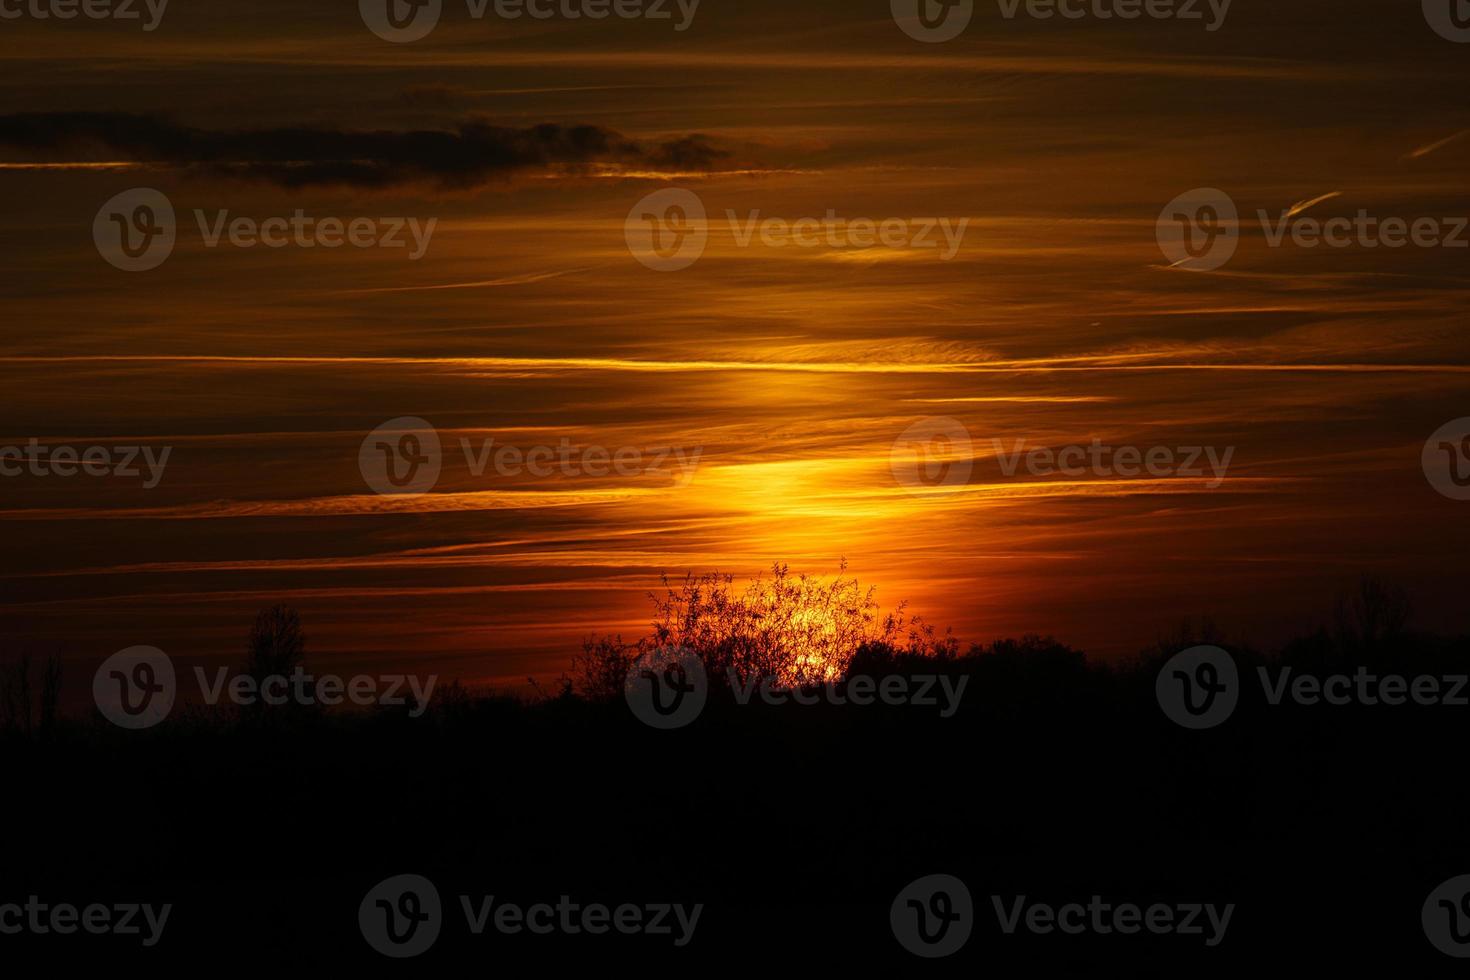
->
0 111 727 187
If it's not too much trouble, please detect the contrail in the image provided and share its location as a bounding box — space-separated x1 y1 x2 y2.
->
1404 129 1469 160
337 268 587 294
1284 192 1342 219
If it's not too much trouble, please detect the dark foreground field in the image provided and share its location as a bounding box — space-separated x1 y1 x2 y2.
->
7 592 1470 974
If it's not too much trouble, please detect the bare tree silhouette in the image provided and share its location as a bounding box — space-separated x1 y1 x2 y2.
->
1334 576 1411 658
242 604 311 723
0 652 63 739
0 654 32 736
40 655 61 738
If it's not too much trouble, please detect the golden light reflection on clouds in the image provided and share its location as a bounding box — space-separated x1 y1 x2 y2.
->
1 0 1467 685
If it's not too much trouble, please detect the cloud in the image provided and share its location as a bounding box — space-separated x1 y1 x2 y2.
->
0 111 729 188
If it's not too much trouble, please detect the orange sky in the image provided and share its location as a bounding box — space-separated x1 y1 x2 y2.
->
2 0 1468 688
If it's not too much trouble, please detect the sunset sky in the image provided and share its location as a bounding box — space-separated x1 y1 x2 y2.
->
2 0 1467 689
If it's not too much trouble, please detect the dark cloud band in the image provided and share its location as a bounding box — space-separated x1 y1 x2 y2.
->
0 111 727 187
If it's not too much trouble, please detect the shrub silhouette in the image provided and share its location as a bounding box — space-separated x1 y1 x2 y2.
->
575 562 950 696
571 634 638 703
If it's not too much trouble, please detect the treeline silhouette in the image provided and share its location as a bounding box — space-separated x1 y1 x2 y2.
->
4 571 1468 972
